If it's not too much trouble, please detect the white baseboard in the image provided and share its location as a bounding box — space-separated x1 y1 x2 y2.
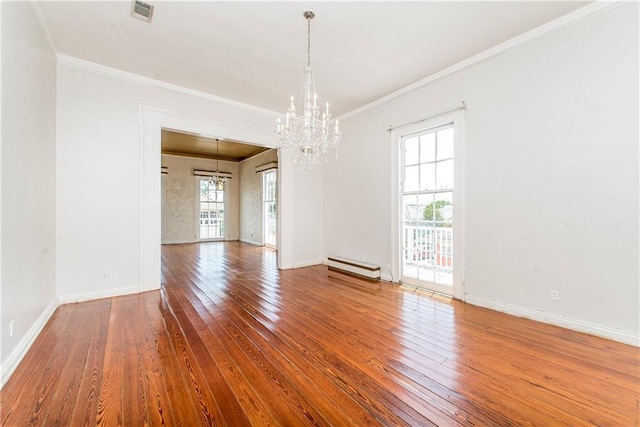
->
163 239 197 245
0 297 59 388
58 285 142 304
164 239 240 245
380 272 394 282
293 259 324 269
464 294 639 347
239 238 261 246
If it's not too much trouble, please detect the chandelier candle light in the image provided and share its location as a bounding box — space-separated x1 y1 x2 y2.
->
276 11 341 172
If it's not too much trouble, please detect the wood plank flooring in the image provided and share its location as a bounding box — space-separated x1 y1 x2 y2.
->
1 241 638 425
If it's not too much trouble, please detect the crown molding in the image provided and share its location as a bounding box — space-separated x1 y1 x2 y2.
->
338 1 622 121
29 1 57 53
56 54 280 118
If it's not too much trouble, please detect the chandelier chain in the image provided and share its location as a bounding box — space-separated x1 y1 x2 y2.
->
306 15 311 68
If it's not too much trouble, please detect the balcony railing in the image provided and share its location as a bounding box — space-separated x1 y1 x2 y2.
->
403 223 453 272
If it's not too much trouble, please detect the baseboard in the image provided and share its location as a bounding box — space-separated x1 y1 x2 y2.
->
239 238 261 246
380 272 394 282
162 239 197 245
164 239 240 245
0 297 59 388
57 285 142 304
464 294 639 347
293 259 324 269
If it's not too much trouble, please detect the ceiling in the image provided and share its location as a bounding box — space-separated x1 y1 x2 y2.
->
36 1 590 117
161 129 270 161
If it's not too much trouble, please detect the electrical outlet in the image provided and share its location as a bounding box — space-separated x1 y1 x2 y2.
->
9 321 15 337
550 290 559 301
110 271 117 279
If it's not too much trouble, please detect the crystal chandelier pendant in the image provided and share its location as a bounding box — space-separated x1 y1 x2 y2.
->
210 139 228 189
276 11 341 173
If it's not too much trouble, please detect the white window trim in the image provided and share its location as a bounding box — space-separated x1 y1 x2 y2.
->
390 109 466 300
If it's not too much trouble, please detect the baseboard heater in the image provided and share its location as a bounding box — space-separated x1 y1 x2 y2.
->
327 256 381 281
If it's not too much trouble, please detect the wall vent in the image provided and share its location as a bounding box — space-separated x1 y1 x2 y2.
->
131 0 154 23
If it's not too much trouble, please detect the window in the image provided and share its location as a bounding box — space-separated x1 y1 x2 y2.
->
263 170 277 248
199 178 225 240
401 124 455 292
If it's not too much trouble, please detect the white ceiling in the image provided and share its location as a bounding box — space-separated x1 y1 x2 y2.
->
36 1 589 116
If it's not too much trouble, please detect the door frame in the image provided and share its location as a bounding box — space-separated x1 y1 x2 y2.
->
139 106 284 292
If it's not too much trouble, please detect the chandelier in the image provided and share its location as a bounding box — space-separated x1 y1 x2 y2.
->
276 11 341 172
209 139 228 190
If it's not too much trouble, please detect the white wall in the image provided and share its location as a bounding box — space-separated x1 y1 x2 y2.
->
282 158 324 269
325 3 639 343
239 149 277 245
162 154 240 243
1 2 57 380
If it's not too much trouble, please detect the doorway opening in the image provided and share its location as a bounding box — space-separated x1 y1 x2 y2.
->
139 106 289 292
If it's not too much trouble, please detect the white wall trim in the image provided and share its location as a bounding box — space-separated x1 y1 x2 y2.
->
28 1 57 53
57 285 141 305
140 106 295 286
239 238 262 246
465 294 640 347
142 106 275 147
380 273 393 283
57 54 279 119
163 239 198 245
0 298 58 388
293 259 324 269
338 0 620 121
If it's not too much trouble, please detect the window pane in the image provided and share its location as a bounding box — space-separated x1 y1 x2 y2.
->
420 133 436 163
437 128 454 160
404 137 419 165
422 194 440 222
417 193 434 222
434 192 453 225
420 163 436 191
402 194 419 221
404 165 419 192
435 159 454 189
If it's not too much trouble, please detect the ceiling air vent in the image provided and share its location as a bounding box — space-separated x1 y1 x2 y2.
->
131 0 154 23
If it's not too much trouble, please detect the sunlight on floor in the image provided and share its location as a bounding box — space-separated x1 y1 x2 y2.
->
398 284 452 304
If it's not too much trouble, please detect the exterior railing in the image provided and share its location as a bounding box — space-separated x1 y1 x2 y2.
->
403 223 453 271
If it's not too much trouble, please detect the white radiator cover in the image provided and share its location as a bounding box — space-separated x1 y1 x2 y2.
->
327 257 381 280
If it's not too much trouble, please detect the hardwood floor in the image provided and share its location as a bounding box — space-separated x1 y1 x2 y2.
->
1 241 638 425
